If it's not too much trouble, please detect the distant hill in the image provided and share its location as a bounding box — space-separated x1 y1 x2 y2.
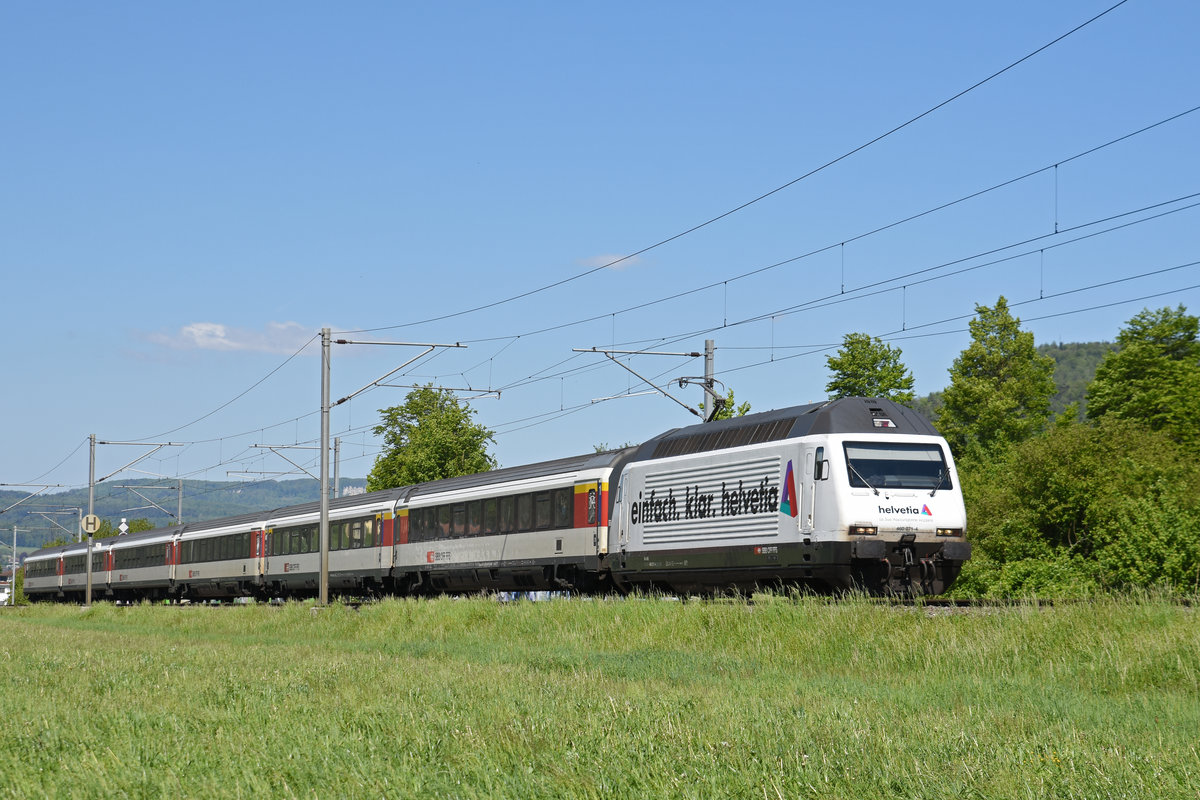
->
911 341 1113 422
1040 341 1115 417
1 478 368 549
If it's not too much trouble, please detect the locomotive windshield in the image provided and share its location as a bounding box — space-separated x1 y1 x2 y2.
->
843 442 951 491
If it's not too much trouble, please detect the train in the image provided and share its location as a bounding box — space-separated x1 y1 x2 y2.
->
23 396 970 601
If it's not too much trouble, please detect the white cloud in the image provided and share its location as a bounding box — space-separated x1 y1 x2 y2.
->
149 321 316 354
581 253 643 271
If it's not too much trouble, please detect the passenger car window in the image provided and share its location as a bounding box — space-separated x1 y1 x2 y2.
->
535 492 552 530
517 495 533 532
467 501 482 536
483 498 498 534
554 488 572 529
500 497 515 533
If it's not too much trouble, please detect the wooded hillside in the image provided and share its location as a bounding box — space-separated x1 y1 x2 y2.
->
2 478 368 550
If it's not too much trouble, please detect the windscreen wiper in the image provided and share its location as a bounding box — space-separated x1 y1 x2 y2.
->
846 461 879 496
929 469 947 497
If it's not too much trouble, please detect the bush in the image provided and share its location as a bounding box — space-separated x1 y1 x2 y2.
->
1092 486 1200 591
957 417 1200 596
951 552 1100 598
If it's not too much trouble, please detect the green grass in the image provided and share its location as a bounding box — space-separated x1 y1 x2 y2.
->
1 596 1197 799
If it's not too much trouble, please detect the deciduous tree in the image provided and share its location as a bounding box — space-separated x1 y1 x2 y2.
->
367 386 497 491
936 297 1056 459
1085 305 1200 445
824 333 915 402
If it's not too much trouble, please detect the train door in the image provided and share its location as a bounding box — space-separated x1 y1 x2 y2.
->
262 527 273 585
376 513 391 574
592 479 603 555
167 534 180 586
100 546 113 593
574 479 604 555
802 445 828 533
251 528 266 588
802 449 815 532
611 473 629 565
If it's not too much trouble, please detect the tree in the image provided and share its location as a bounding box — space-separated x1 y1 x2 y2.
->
367 386 497 491
12 565 26 605
824 332 915 402
699 388 751 421
936 296 1056 459
1085 305 1200 446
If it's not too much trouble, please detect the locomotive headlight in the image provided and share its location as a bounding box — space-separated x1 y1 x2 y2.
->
850 525 878 536
936 527 963 537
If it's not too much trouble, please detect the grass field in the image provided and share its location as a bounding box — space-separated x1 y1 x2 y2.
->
0 595 1197 799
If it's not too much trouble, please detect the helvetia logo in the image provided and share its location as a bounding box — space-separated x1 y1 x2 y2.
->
878 504 935 516
779 460 799 518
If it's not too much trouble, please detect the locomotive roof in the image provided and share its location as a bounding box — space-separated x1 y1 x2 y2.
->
634 397 938 460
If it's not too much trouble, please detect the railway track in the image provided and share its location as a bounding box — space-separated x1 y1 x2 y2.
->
54 594 1197 613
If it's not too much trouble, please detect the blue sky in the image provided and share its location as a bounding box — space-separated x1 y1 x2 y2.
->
2 1 1198 494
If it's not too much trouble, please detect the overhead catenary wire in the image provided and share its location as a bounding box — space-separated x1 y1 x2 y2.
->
581 192 1200 360
341 0 1132 338
416 105 1200 351
131 332 320 443
488 262 1200 436
714 282 1200 379
495 282 1195 442
722 258 1200 355
417 193 1200 399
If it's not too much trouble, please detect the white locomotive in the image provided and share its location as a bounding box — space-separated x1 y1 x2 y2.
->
24 397 969 601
